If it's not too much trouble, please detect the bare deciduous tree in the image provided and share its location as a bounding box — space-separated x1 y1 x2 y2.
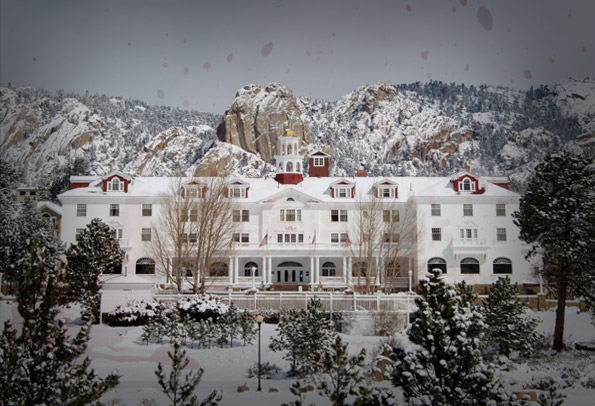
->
150 176 236 293
350 198 420 294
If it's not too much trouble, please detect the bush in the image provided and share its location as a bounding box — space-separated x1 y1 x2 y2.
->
105 300 166 326
246 362 283 379
175 294 229 322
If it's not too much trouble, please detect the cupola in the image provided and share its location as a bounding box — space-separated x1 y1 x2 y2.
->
274 129 304 184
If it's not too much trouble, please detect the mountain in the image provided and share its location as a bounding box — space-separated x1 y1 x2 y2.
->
1 79 593 191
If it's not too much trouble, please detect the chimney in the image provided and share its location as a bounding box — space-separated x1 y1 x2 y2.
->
356 170 368 177
465 165 470 172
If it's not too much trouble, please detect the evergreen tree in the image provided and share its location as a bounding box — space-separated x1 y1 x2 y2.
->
155 337 222 406
513 151 595 351
317 336 367 406
481 277 541 358
238 310 258 346
270 297 337 375
64 218 125 322
391 269 513 405
0 175 119 404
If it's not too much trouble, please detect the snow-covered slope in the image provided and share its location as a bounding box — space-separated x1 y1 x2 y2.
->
0 87 219 185
2 79 593 190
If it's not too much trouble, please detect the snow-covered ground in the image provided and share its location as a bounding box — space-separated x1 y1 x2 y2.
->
1 301 594 405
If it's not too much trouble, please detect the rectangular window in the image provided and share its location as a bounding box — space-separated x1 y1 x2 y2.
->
337 188 348 198
186 186 202 199
109 204 119 216
276 233 303 244
142 203 152 216
496 228 507 241
181 210 188 222
463 204 473 216
189 209 197 222
277 234 283 243
232 209 249 222
331 209 348 222
75 228 85 241
432 227 441 241
383 232 400 243
460 228 478 240
230 187 246 198
313 157 325 166
331 233 348 244
431 204 441 216
76 204 87 217
496 204 506 216
141 228 152 242
383 210 399 222
280 209 301 222
189 233 197 243
381 188 392 198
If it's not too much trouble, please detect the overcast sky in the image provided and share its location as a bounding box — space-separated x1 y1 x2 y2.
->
1 0 593 113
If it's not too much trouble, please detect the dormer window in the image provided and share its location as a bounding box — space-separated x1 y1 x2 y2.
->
229 187 247 198
330 179 355 198
374 179 398 199
184 184 203 199
460 178 476 192
313 157 325 167
108 177 124 191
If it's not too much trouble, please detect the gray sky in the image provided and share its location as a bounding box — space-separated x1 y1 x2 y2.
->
1 0 593 113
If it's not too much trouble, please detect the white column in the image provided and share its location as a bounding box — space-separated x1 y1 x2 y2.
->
376 256 382 286
315 256 320 285
267 257 273 284
343 256 348 285
310 257 315 286
261 256 267 284
234 258 239 285
228 258 234 284
347 257 352 285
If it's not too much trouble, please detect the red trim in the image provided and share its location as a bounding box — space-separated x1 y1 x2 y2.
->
71 182 90 189
275 173 304 185
308 157 329 177
452 175 483 194
103 175 129 193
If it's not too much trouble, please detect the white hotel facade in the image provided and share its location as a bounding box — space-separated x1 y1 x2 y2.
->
59 131 539 294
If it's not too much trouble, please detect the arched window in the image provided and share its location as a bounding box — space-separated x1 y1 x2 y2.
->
244 262 259 277
108 177 124 191
208 262 229 277
278 261 303 268
321 262 336 277
352 261 368 277
136 257 155 274
427 257 447 274
286 162 293 172
460 257 480 274
287 144 292 155
385 260 401 277
296 162 301 172
493 257 512 274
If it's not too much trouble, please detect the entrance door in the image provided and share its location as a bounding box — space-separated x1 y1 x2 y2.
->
276 261 307 283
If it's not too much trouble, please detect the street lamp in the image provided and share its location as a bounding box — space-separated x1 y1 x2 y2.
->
255 314 264 391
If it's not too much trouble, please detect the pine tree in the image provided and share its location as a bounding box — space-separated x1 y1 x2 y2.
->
513 151 595 351
155 337 222 406
270 297 337 375
0 179 120 404
64 218 125 322
391 269 513 405
482 277 541 358
317 335 367 406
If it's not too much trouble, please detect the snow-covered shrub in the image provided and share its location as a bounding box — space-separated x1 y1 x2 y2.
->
105 300 165 326
246 362 283 379
175 294 229 322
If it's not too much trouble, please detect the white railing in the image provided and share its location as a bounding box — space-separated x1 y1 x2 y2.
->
153 291 416 314
452 238 486 246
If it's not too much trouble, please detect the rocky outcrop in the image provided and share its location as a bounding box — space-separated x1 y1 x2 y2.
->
216 83 310 163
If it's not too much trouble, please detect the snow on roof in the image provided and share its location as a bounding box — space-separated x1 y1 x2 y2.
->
37 200 62 215
60 173 518 202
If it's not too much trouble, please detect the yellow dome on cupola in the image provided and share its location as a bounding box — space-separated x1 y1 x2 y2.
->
282 129 299 138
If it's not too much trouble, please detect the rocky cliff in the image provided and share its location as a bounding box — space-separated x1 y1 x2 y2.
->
216 83 310 163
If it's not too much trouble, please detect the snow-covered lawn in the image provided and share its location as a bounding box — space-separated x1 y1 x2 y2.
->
1 301 594 405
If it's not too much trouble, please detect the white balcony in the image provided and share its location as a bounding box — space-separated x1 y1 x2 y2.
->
451 238 488 261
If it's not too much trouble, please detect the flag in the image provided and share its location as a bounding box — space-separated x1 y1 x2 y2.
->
312 232 316 245
259 233 268 247
345 234 352 246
